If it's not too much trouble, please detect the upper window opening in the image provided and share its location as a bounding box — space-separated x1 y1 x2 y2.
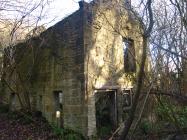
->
123 38 136 73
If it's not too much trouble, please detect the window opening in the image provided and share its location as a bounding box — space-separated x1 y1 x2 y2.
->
9 93 16 110
53 91 63 111
123 38 136 72
122 89 132 111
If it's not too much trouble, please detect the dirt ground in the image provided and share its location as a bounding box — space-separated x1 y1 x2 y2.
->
0 111 59 140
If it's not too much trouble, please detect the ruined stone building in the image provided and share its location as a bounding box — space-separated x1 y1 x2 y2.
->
1 0 149 138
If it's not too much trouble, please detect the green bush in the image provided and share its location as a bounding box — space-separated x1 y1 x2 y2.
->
0 104 9 113
139 120 152 134
51 124 85 140
155 97 187 128
64 133 83 140
97 125 112 138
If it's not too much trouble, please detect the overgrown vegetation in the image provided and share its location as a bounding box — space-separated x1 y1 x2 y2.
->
156 97 187 128
0 104 85 140
0 104 9 113
130 97 187 139
51 124 85 140
97 125 113 139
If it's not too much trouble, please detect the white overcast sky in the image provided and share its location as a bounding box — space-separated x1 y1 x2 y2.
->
1 0 91 27
2 0 139 28
45 0 138 27
44 0 91 27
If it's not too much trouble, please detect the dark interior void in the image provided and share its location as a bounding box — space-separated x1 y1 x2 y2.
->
9 93 16 111
53 91 63 111
95 90 117 138
53 91 63 127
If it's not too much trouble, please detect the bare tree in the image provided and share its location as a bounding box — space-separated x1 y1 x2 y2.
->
122 0 187 139
150 0 187 95
0 0 53 110
119 0 154 139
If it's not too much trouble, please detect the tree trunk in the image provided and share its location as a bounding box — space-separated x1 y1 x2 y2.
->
119 36 148 140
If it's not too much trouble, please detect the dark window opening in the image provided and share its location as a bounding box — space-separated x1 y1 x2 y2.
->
53 91 63 128
53 91 63 111
122 89 132 111
123 38 136 73
38 95 43 111
9 93 16 110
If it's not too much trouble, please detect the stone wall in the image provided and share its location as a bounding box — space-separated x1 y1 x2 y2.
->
37 8 87 135
2 7 87 136
83 0 145 137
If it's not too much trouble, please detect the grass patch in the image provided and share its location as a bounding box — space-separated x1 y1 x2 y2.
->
51 124 85 140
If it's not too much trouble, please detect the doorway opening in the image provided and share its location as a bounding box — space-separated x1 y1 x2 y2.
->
95 90 117 138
